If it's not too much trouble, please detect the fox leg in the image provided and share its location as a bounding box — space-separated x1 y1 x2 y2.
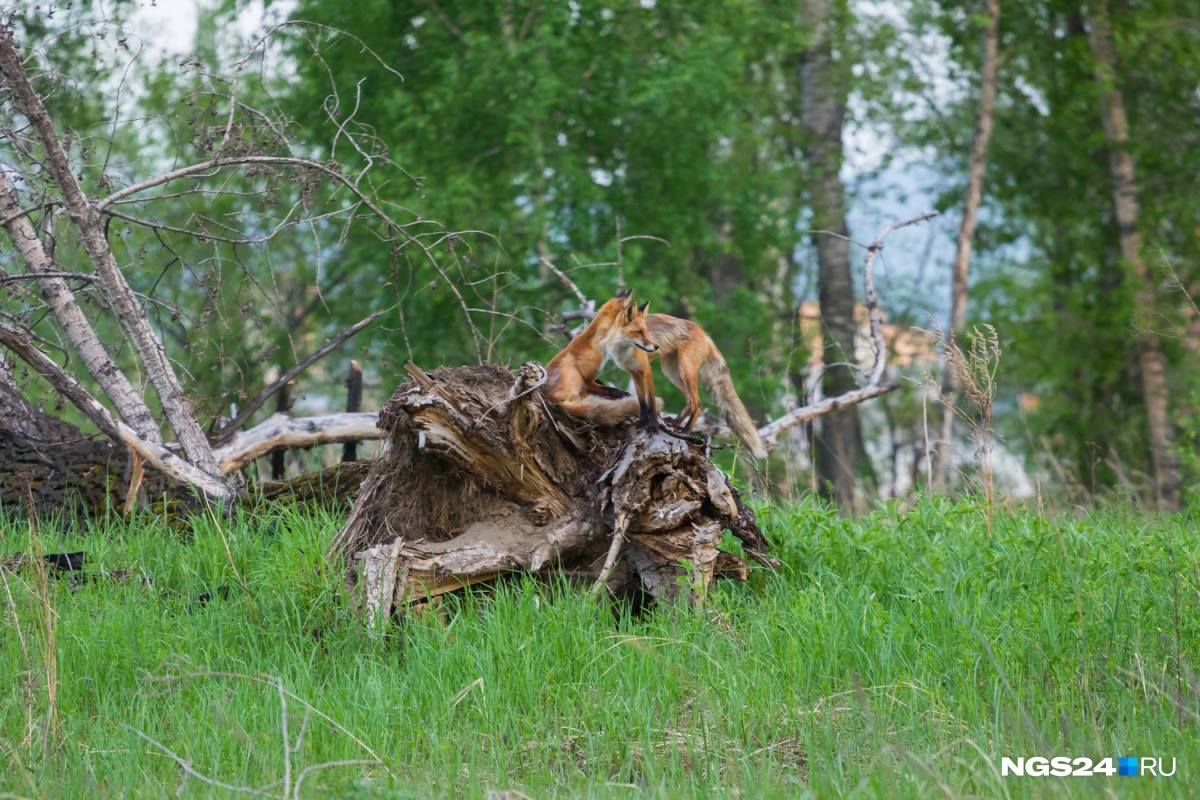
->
628 352 660 432
672 349 705 433
659 353 685 429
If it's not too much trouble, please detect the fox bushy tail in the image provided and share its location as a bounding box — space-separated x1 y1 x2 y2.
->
700 355 768 459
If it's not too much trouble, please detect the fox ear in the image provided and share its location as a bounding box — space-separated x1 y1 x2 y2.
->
637 300 650 314
615 288 633 300
618 289 635 314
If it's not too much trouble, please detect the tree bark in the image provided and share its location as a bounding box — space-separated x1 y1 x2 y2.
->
0 323 232 500
0 27 221 479
798 0 864 509
332 364 769 617
213 412 382 474
0 358 51 442
933 0 1000 489
0 169 165 444
1087 4 1182 511
270 381 295 480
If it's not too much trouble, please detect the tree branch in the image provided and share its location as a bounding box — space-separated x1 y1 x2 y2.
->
0 27 221 476
0 323 231 499
93 154 484 360
213 412 382 474
209 310 384 447
0 166 165 444
759 212 938 448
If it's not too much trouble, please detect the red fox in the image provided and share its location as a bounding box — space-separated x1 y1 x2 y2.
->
644 314 768 459
545 290 767 459
545 290 661 429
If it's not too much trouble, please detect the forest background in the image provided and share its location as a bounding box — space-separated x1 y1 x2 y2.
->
4 0 1198 512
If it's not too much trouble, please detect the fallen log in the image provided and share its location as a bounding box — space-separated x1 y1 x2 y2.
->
213 412 382 473
331 363 770 623
1 360 376 515
1 432 375 519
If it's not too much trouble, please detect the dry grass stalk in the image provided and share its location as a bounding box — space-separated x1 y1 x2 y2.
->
916 322 1002 531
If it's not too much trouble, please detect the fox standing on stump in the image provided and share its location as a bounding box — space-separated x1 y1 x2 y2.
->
545 289 768 460
545 290 661 429
644 314 768 459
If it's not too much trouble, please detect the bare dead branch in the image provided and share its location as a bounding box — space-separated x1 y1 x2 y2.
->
0 167 165 443
142 669 396 780
93 154 483 360
213 412 382 474
0 27 222 476
210 310 384 447
591 511 629 595
541 256 592 310
758 212 938 448
291 761 379 800
0 272 99 285
864 212 938 387
120 725 260 794
759 383 899 444
0 323 231 499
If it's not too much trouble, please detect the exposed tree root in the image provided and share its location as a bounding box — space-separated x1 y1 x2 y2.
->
332 363 771 622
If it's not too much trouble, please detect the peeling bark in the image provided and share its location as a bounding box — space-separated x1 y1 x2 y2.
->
0 323 231 500
0 27 220 479
213 412 382 474
0 168 164 444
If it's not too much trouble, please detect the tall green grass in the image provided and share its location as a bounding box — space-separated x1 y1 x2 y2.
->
0 498 1195 797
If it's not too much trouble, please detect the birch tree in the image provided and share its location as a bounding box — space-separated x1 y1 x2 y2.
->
1086 2 1182 510
932 0 1000 489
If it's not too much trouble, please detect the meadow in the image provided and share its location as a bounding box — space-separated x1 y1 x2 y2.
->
0 498 1196 798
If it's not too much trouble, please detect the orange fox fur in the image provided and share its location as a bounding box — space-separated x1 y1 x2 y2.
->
643 314 768 459
544 290 661 429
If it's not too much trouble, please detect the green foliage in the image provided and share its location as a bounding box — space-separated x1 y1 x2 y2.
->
897 0 1200 494
1 498 1196 796
268 0 810 413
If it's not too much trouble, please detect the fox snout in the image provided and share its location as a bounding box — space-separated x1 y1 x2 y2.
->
635 341 660 352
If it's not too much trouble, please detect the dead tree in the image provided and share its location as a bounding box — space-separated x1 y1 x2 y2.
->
0 337 383 514
0 22 439 507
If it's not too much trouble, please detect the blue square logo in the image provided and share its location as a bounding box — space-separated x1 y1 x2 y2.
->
1119 757 1139 777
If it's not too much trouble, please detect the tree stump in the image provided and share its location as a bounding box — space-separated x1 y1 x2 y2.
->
330 363 771 624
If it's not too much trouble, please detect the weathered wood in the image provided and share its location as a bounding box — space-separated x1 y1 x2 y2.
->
342 361 364 462
250 461 372 508
270 381 295 480
0 323 231 500
210 313 383 448
0 169 164 444
214 412 382 474
0 27 221 479
757 213 936 450
334 364 769 616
